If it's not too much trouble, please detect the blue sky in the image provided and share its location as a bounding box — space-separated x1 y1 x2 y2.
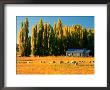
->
16 16 94 39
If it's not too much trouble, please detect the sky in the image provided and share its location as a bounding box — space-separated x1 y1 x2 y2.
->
16 16 94 41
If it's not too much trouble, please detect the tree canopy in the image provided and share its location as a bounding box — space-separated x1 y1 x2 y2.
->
18 18 94 57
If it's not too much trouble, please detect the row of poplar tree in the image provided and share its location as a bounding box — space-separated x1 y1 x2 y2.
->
18 18 94 57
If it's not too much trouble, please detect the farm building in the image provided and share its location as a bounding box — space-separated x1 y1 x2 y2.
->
66 49 91 57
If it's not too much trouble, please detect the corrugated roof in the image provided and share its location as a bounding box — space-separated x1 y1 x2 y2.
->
66 49 90 53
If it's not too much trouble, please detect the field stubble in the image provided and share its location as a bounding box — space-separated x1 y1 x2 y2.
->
16 56 94 74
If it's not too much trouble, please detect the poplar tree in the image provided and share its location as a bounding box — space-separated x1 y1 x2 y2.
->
31 25 37 56
27 36 31 56
44 23 48 55
23 18 30 56
37 19 44 56
17 17 94 57
18 22 25 57
57 18 64 55
53 22 58 55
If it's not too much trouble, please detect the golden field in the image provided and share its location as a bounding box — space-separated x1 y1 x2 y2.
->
16 55 94 74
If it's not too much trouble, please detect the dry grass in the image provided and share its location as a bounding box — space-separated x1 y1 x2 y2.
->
16 55 94 74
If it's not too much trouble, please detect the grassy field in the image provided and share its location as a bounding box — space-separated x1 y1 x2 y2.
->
16 55 94 74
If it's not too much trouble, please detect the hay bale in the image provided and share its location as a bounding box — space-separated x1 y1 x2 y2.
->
40 61 43 63
60 61 64 64
67 61 69 63
70 61 74 64
53 61 56 63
